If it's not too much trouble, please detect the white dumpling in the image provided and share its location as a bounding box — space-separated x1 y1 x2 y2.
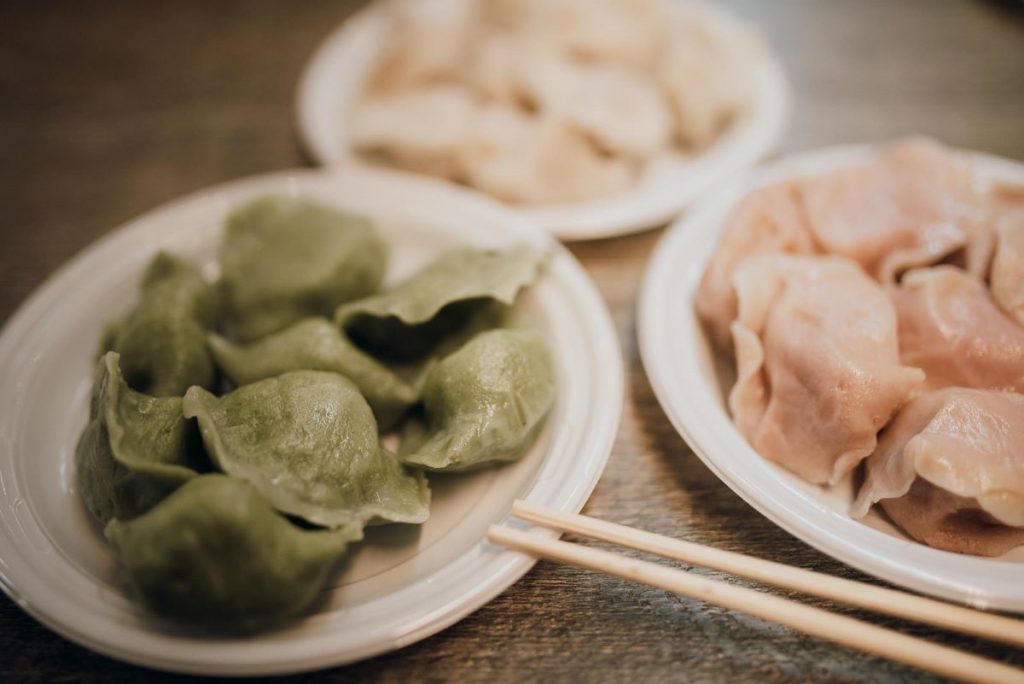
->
554 0 664 67
520 57 672 158
798 138 989 282
465 33 524 103
729 254 923 485
480 0 663 68
473 0 531 29
351 0 758 200
892 266 1024 392
695 182 818 348
456 104 636 204
366 0 476 92
989 185 1024 326
455 104 539 199
852 388 1024 556
349 85 478 179
656 3 755 149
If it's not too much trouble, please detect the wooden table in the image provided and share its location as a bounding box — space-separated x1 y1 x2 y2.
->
2 1 1023 681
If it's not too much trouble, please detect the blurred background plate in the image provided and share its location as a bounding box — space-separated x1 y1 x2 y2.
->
296 0 789 241
638 143 1024 613
0 166 623 675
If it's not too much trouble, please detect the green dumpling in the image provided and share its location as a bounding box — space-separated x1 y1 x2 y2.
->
183 371 430 529
400 329 556 471
76 352 202 524
220 196 387 341
106 252 218 396
105 475 358 631
207 318 425 431
335 246 547 362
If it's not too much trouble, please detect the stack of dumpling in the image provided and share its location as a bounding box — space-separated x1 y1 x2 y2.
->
348 0 757 204
76 195 556 630
695 138 1024 557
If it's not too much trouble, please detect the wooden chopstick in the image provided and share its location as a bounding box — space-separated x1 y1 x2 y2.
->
511 500 1024 648
487 526 1024 684
486 510 1024 683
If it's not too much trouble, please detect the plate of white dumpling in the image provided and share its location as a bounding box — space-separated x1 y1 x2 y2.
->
297 0 788 240
639 138 1024 611
0 166 623 674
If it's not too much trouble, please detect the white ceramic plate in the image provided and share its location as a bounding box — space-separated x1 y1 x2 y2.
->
639 143 1024 612
0 167 623 675
295 0 789 241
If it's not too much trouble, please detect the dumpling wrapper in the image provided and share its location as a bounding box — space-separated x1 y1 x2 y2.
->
479 0 663 69
76 352 201 525
365 0 476 93
456 106 637 205
183 371 429 530
729 254 924 485
208 318 425 431
220 196 386 342
798 138 989 282
657 3 755 149
336 246 547 362
852 388 1024 556
892 266 1024 392
519 56 672 158
465 34 524 103
401 329 555 471
989 190 1024 326
106 252 217 397
350 84 479 180
695 181 818 348
106 475 359 631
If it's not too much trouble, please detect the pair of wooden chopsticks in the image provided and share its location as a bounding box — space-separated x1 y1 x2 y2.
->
488 501 1024 684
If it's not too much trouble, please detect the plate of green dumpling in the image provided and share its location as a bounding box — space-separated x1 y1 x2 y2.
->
0 166 622 675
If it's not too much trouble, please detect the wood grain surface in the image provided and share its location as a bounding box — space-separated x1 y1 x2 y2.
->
1 1 1023 681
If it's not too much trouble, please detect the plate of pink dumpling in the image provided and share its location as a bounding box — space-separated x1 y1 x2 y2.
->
640 138 1024 611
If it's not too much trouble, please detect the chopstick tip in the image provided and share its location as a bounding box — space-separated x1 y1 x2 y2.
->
486 524 505 544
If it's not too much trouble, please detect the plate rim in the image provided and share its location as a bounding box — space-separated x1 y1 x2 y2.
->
293 0 790 241
0 166 624 675
637 141 1024 613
